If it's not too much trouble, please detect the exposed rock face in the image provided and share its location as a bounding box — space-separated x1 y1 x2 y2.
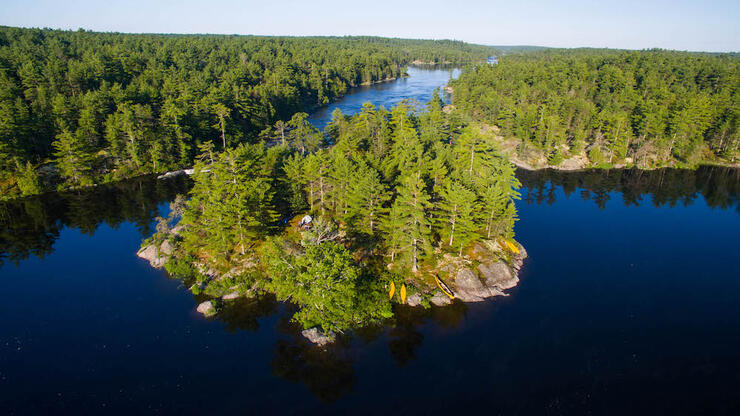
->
159 239 174 256
511 245 528 272
302 327 336 346
222 292 240 300
196 301 215 317
157 170 186 180
454 268 489 302
137 243 166 268
557 154 588 170
478 261 518 291
434 240 528 305
137 239 175 268
430 292 452 306
406 293 422 307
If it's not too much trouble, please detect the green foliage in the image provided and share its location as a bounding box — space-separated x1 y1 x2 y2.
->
165 99 521 334
52 129 94 187
164 256 199 280
384 174 432 272
262 239 392 333
451 49 740 167
202 272 256 298
345 161 390 236
180 143 279 265
14 161 42 196
438 180 478 255
588 146 606 166
0 26 497 197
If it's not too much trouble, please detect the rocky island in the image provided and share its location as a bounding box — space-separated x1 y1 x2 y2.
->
138 100 527 344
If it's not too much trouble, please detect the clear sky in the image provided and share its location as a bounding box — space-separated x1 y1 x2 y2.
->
1 0 738 52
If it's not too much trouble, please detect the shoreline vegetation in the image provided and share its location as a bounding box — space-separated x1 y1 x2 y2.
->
450 49 739 171
474 121 740 172
0 26 498 201
138 98 527 344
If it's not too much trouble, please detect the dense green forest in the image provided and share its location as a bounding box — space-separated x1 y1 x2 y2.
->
451 49 739 168
149 99 521 333
0 26 496 199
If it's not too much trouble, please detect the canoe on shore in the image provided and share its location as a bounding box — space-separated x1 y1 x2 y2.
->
435 275 455 299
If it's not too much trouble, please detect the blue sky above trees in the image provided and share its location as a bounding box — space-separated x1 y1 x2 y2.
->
1 0 738 52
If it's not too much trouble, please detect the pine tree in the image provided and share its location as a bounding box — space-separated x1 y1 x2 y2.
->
438 180 478 255
385 173 432 272
211 103 231 150
476 158 520 239
453 125 496 178
14 160 42 196
196 141 216 166
346 161 390 236
328 149 354 218
389 104 426 174
282 153 307 212
288 112 322 154
182 145 277 262
302 150 330 214
52 129 93 187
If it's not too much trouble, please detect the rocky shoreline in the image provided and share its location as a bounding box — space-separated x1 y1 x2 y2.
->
137 233 528 345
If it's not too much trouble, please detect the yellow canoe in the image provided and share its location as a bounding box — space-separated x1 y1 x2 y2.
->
388 282 395 300
505 240 520 255
435 275 455 299
400 284 407 304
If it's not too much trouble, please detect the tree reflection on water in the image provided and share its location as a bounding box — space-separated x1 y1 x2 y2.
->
517 166 739 211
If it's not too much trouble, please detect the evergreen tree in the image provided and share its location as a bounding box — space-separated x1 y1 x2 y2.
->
181 144 277 264
282 153 308 213
211 103 231 150
438 180 478 255
302 150 331 214
288 112 322 154
52 129 93 187
345 161 390 236
14 161 42 196
328 149 355 218
385 173 432 272
453 125 496 177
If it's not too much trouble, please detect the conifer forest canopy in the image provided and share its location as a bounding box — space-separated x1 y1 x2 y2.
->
0 26 497 198
450 49 739 168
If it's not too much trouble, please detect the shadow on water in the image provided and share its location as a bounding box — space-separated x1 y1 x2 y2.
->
0 175 192 268
211 293 471 403
517 166 740 211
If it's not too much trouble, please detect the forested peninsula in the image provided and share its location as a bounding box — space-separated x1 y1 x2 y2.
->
138 99 527 343
0 26 496 200
450 49 739 170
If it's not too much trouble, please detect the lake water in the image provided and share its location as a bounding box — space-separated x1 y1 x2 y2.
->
308 66 460 130
1 69 740 415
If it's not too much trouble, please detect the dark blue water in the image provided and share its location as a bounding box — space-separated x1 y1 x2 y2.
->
308 66 460 130
2 70 740 414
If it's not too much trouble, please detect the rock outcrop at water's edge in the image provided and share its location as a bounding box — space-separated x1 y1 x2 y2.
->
138 227 528 344
136 239 173 268
197 300 216 317
302 328 336 346
440 240 528 304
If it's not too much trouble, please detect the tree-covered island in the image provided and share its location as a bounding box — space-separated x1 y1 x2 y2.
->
138 97 527 344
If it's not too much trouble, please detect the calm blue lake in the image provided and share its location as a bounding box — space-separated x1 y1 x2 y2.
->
1 69 739 415
308 66 460 130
